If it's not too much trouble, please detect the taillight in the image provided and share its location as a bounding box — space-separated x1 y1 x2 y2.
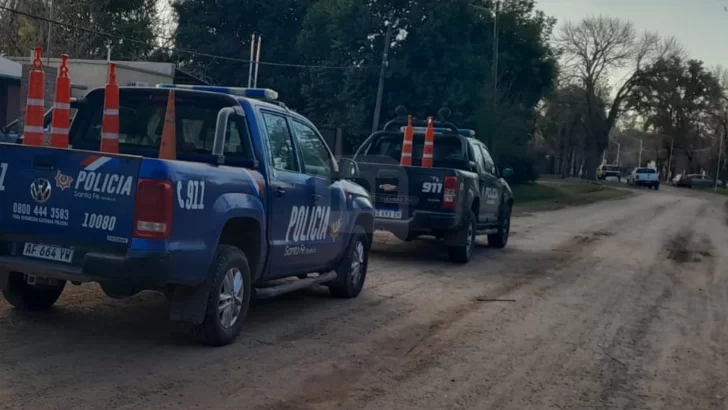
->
442 176 459 209
133 179 174 239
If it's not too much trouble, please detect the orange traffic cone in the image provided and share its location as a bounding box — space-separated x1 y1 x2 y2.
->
400 115 414 166
158 90 176 160
23 47 45 147
421 116 435 168
50 54 71 148
100 63 119 153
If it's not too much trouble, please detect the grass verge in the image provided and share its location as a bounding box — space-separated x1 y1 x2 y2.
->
512 179 632 214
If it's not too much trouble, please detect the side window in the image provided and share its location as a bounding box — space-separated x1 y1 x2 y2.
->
470 143 485 173
262 112 298 172
480 146 495 174
291 120 333 177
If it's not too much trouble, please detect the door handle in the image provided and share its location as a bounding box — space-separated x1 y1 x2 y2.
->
312 193 322 202
274 186 286 198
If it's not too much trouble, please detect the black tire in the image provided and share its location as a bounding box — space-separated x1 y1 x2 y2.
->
488 203 511 249
192 245 252 346
0 273 66 311
654 184 660 191
329 225 370 298
447 210 476 263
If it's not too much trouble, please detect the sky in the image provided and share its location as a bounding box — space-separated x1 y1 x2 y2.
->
536 0 728 70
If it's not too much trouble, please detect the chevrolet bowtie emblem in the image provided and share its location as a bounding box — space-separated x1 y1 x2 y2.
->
379 184 398 192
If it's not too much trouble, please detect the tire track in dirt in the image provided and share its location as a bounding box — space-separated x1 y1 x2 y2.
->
256 197 674 410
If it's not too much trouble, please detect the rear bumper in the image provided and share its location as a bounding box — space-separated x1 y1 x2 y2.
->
0 241 169 289
633 180 659 186
375 210 463 236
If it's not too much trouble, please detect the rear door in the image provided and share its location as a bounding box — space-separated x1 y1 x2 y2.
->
289 119 346 269
0 144 141 257
477 143 501 222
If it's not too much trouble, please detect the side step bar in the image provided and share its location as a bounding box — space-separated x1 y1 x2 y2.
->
254 271 337 299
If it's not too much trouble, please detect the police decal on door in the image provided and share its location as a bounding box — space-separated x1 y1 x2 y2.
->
483 186 499 205
284 205 343 257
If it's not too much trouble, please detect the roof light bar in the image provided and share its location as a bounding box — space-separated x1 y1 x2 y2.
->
156 84 279 100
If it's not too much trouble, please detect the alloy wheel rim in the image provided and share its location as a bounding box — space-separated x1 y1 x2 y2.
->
350 241 365 286
219 268 244 329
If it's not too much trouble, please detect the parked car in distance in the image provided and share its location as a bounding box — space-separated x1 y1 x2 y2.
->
597 164 621 181
627 167 660 190
677 174 726 188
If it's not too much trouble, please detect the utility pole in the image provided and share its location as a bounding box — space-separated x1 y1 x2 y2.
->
46 0 53 65
248 34 256 88
371 24 393 134
489 0 500 151
715 110 727 190
638 138 643 167
667 136 674 181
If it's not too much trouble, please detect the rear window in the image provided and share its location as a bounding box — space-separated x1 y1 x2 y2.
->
361 134 466 168
604 166 619 171
71 89 253 159
636 168 656 174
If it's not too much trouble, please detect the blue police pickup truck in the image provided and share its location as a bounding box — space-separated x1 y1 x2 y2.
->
0 85 374 346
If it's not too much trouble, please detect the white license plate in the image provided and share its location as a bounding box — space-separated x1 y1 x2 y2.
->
22 243 74 263
376 209 402 219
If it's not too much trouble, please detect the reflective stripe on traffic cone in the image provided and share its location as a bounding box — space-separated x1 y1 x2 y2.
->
158 90 176 160
24 47 45 147
50 54 71 148
400 115 414 166
422 116 435 168
100 63 119 153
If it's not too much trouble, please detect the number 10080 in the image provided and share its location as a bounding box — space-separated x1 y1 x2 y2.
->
82 213 117 231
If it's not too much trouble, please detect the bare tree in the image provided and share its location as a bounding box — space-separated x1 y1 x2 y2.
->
555 15 679 178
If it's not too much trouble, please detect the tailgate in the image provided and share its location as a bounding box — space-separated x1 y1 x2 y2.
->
359 163 452 220
0 143 141 248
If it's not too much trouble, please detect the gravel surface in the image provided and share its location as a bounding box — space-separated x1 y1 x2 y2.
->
1 185 726 410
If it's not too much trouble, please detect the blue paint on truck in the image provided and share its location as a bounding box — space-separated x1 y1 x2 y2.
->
0 86 374 346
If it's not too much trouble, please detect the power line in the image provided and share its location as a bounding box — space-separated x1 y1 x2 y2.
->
0 5 377 70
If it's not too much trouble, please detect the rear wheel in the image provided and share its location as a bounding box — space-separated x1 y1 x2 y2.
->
488 203 511 249
329 225 369 298
0 273 66 311
192 245 252 346
654 183 660 191
448 210 476 263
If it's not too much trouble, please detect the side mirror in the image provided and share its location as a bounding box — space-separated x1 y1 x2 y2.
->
212 107 235 165
502 167 514 179
337 158 360 180
468 161 478 173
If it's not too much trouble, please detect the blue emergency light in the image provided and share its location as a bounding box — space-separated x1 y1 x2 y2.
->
400 126 475 137
156 84 279 100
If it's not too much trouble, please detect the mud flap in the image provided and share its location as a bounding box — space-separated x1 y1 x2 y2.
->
168 280 212 325
443 224 469 247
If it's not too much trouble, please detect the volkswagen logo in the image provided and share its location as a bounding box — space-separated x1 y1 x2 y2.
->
30 178 52 204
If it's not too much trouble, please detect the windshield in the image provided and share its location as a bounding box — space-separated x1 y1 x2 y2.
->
636 168 656 174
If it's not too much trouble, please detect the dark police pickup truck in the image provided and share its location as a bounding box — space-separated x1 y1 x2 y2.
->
352 113 513 263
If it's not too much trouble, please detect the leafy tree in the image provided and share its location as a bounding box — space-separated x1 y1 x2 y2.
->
173 0 317 106
0 0 159 59
556 16 678 179
629 57 724 174
297 0 557 162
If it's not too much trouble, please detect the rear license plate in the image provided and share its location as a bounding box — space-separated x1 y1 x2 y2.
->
375 209 402 219
22 243 74 263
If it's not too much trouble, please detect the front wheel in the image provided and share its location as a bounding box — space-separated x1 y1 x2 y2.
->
448 210 476 263
329 225 370 298
654 184 660 191
488 203 511 249
193 245 252 346
0 273 66 311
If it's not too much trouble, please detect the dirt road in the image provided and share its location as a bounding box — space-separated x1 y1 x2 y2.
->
2 186 728 410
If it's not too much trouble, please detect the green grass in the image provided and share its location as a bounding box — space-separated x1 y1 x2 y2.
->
512 179 631 213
